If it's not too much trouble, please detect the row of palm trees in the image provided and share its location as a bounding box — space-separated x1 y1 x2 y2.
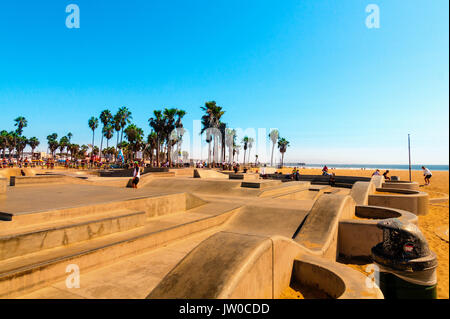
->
1 103 291 167
0 117 41 160
200 101 290 167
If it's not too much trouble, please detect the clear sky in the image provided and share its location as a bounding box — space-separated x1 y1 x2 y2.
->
0 0 448 164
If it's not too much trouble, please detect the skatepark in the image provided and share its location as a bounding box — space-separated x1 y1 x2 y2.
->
0 167 438 299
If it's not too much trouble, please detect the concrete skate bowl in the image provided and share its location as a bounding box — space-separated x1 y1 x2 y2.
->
0 192 245 297
147 232 383 299
368 188 429 216
338 206 418 262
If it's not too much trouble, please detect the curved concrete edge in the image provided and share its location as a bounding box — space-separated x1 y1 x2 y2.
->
338 206 418 261
368 188 429 216
382 181 419 191
294 194 356 259
146 231 383 299
350 181 375 205
292 253 383 299
370 175 385 189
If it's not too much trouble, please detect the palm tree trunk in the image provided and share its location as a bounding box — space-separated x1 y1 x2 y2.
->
281 152 285 168
156 138 160 167
271 144 275 166
100 136 104 160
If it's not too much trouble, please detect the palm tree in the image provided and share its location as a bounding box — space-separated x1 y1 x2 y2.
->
201 101 224 164
242 136 249 165
6 132 17 159
277 137 290 168
14 116 27 136
0 130 8 159
124 124 144 160
162 108 178 165
99 109 113 159
59 136 69 158
225 128 236 163
103 124 114 149
113 111 122 150
269 129 279 166
28 137 40 158
118 106 132 144
147 131 158 165
15 136 27 159
247 137 255 165
46 133 59 158
67 132 73 143
149 110 165 167
88 116 99 155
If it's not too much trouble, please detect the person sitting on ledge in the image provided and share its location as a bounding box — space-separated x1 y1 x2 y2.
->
322 165 331 176
131 162 141 189
329 173 336 187
383 170 391 180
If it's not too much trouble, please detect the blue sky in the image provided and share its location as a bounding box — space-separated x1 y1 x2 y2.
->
0 0 448 164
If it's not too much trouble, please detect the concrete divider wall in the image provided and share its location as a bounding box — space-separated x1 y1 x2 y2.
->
294 194 356 259
370 175 385 188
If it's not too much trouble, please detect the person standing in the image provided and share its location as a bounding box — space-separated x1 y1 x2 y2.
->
132 162 141 189
422 166 432 185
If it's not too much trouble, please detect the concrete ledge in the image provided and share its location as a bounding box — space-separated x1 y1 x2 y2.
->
368 188 429 216
229 173 259 181
382 181 419 191
295 194 356 259
0 210 146 260
10 175 65 187
193 169 228 179
350 181 375 205
143 167 169 173
98 169 134 178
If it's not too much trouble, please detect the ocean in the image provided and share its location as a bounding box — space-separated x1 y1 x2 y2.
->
285 164 449 171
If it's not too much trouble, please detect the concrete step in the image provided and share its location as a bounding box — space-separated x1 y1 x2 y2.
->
258 182 310 198
0 210 146 261
0 205 238 298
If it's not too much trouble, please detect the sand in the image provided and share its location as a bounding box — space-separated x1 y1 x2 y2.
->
275 168 449 299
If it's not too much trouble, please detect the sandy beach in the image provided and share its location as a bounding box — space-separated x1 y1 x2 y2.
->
274 168 449 299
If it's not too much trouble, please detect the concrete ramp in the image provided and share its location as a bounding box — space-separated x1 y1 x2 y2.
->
294 194 356 259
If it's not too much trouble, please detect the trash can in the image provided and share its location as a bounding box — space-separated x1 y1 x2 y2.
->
391 176 400 181
371 219 438 299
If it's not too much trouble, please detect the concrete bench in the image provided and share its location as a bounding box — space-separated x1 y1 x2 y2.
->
10 175 65 186
143 167 169 174
98 169 134 177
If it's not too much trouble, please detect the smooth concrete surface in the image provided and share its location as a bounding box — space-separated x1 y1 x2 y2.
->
294 194 356 259
382 181 419 191
368 188 429 216
193 169 228 179
0 178 5 195
10 175 65 186
350 181 375 205
370 175 385 188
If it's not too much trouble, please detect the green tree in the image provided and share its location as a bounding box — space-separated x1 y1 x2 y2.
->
99 109 113 159
28 137 40 157
47 133 59 158
124 124 144 160
277 137 290 168
88 116 99 155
